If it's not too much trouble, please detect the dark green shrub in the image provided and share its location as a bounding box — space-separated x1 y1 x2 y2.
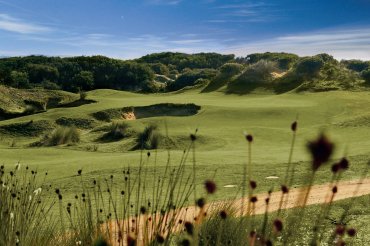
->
55 117 96 129
361 69 370 84
141 81 166 93
149 63 170 76
341 60 370 72
219 63 244 76
246 52 299 70
39 80 61 90
295 56 324 78
91 108 122 122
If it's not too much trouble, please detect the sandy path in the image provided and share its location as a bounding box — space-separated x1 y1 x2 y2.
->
105 178 370 245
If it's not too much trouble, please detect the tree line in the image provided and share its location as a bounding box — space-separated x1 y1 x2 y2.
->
1 52 369 93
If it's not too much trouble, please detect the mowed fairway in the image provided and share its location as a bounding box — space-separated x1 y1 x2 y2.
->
0 89 370 201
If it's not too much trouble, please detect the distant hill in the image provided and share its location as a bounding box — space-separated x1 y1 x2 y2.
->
0 52 369 94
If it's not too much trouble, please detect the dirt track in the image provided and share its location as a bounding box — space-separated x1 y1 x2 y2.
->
105 178 370 245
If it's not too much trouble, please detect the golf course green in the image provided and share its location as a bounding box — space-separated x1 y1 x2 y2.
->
1 88 369 200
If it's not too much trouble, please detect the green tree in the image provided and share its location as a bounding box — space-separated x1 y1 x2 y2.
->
341 60 370 72
27 64 59 84
10 71 29 88
149 63 170 76
115 62 155 90
362 69 370 84
72 71 94 91
219 63 244 76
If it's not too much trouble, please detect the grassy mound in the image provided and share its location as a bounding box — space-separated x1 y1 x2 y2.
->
57 98 97 108
0 120 54 137
202 63 244 92
227 60 278 94
91 108 123 122
0 85 79 119
92 103 201 122
55 117 96 129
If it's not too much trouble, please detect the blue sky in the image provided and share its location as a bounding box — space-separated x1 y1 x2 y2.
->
1 0 370 60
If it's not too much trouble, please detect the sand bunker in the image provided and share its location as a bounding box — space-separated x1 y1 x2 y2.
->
92 103 201 122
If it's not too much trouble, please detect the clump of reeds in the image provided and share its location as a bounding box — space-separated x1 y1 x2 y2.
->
134 124 161 150
99 121 131 141
33 126 80 146
0 164 57 246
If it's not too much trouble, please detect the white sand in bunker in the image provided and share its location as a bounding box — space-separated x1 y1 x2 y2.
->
103 178 370 245
122 111 136 120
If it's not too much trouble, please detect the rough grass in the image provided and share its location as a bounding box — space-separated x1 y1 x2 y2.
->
191 194 370 246
55 117 96 129
0 120 54 137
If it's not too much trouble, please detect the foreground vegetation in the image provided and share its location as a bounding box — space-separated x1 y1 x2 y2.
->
1 125 369 245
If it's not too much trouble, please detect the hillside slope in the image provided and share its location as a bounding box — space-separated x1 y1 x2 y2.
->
0 85 79 119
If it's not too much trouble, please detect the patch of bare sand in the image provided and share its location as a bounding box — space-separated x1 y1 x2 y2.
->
271 71 287 79
103 178 370 245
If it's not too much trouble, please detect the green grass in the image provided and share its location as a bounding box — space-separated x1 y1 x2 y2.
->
1 88 370 245
0 89 370 203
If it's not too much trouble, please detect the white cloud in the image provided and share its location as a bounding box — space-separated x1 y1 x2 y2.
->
0 13 51 34
170 39 209 45
147 0 183 5
216 3 268 9
226 27 370 60
211 2 278 23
